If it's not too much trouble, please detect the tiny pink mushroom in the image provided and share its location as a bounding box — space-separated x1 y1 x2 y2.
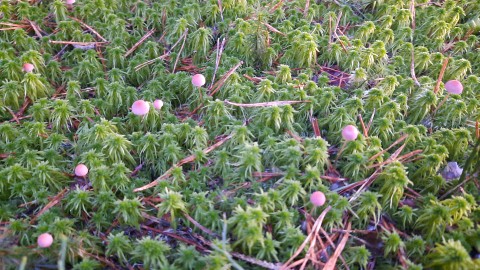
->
342 125 359 141
310 191 326 207
153 99 163 110
75 164 88 177
37 233 54 248
445 80 463 95
23 63 34 73
131 100 150 116
192 74 206 87
65 0 75 4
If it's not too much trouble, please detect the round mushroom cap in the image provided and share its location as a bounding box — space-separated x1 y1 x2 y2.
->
153 99 164 110
445 80 463 95
131 100 150 116
342 125 359 141
74 164 89 177
23 63 34 72
192 74 206 87
310 191 326 207
65 0 76 4
37 233 54 248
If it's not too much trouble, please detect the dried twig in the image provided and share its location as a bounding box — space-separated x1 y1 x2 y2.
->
433 57 449 94
224 100 310 108
281 206 332 269
209 61 243 96
125 28 155 57
30 189 68 224
210 38 226 88
324 222 351 270
68 16 107 42
49 40 108 46
262 22 286 36
134 131 235 192
410 0 420 86
172 28 189 73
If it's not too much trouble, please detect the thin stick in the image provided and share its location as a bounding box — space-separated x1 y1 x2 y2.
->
409 0 420 86
224 100 310 108
133 131 235 192
262 23 286 36
210 38 226 88
209 61 243 96
303 0 310 17
30 189 68 224
281 206 332 269
368 134 408 162
323 222 351 270
172 28 189 73
68 16 107 42
217 0 224 21
125 28 155 57
27 20 43 38
358 114 368 138
433 57 449 94
49 41 108 45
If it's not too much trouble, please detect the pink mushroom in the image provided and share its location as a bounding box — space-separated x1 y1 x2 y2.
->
74 164 89 177
153 99 163 110
192 74 206 87
310 191 326 207
37 233 54 248
342 125 359 141
445 80 463 95
131 100 150 116
435 80 464 114
22 63 34 73
65 0 75 4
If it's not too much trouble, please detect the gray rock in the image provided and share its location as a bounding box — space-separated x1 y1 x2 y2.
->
441 162 463 181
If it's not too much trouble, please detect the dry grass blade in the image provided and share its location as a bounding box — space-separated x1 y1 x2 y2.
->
224 100 310 108
134 131 235 192
125 29 155 57
323 222 351 270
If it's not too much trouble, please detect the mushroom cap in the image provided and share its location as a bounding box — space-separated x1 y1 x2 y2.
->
65 0 75 4
310 191 326 207
192 74 206 87
342 125 359 141
37 233 54 248
445 80 463 95
74 164 89 177
153 99 164 110
22 63 34 72
131 100 150 116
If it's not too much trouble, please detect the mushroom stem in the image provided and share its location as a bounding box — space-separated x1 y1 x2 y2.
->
334 141 347 165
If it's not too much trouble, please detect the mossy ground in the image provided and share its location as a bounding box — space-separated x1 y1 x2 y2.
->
1 0 480 269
